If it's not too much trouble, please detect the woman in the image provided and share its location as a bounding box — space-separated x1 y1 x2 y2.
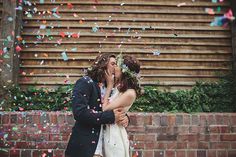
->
97 54 141 157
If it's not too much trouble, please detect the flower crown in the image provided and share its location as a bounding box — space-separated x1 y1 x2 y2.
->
116 53 140 80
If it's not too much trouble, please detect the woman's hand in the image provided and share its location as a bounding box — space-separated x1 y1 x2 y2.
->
105 70 114 89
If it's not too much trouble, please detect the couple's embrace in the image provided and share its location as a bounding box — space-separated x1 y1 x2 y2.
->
65 53 141 157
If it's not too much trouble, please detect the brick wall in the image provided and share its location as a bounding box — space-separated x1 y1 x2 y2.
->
0 112 236 157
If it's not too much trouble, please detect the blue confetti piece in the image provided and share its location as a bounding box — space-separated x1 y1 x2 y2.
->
212 0 217 3
92 26 99 32
40 0 44 4
71 48 77 51
53 13 61 18
153 51 161 56
61 52 68 61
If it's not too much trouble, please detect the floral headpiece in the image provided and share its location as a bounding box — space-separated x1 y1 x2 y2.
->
116 53 140 80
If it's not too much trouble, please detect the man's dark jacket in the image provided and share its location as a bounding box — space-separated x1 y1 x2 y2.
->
65 76 115 157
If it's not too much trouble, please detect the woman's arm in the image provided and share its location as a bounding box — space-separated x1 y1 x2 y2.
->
103 89 136 111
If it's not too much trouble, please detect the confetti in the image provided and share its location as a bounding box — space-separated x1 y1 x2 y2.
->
205 8 215 15
177 2 186 7
61 52 68 61
53 13 61 18
67 3 73 9
8 17 13 22
121 3 125 6
212 0 217 3
40 25 46 29
153 51 161 56
40 0 44 4
92 26 99 32
16 45 22 52
59 32 66 38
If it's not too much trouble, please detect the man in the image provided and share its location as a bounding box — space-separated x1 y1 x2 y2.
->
65 53 128 157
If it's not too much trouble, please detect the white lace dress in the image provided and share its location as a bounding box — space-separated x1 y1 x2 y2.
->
95 89 133 157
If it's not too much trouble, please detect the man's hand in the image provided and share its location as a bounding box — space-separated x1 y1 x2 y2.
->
113 108 126 124
117 115 129 128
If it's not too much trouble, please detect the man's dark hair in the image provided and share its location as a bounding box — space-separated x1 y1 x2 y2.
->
87 53 116 83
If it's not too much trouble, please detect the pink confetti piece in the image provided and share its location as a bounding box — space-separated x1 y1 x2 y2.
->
16 45 22 52
67 3 73 9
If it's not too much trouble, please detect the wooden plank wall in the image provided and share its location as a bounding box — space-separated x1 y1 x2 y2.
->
19 0 233 91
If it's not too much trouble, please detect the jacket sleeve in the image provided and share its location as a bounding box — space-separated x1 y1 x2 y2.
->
72 77 115 126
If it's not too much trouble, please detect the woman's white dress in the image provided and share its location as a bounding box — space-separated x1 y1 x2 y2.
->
94 89 133 157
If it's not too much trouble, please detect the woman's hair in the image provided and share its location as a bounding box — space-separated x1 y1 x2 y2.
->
118 55 141 96
87 53 116 82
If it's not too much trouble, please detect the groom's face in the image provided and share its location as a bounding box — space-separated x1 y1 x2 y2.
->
107 57 116 74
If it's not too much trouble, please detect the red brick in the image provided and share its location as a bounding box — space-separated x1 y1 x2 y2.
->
200 114 207 126
157 134 177 141
10 114 17 124
145 126 160 133
176 126 189 134
215 114 224 125
210 142 230 149
176 150 186 157
134 134 156 141
133 141 145 149
209 134 219 142
188 142 198 149
191 115 199 125
49 113 58 124
209 125 229 133
152 114 160 126
198 142 209 149
21 150 31 157
143 151 154 157
49 133 69 141
131 150 142 157
175 114 183 125
17 113 25 124
167 115 176 126
220 134 236 141
165 150 175 157
189 126 205 133
183 114 190 125
2 114 10 124
145 115 152 125
197 150 206 157
166 142 177 149
208 150 217 157
160 115 168 126
126 126 145 133
217 150 227 157
129 114 144 126
9 149 20 157
177 134 198 142
207 114 216 125
231 142 236 149
228 150 236 157
15 142 36 149
154 151 164 157
0 150 9 157
176 142 187 149
145 142 166 149
53 149 64 157
36 142 58 149
230 115 236 125
66 114 75 125
187 150 196 157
